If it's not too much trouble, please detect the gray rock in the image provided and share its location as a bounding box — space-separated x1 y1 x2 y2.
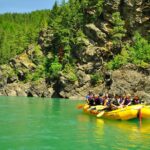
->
27 79 54 97
77 70 90 86
107 69 150 102
85 24 106 45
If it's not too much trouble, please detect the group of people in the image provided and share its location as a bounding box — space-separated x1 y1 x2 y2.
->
86 91 143 111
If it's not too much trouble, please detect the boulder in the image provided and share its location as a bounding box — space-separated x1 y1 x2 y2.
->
5 89 17 96
0 65 17 86
85 24 107 45
77 70 91 86
1 83 29 97
9 53 36 71
27 79 54 97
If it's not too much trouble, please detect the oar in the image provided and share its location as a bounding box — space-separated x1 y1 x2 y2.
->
97 111 105 117
89 105 107 117
77 104 90 109
96 105 107 110
87 105 97 111
96 106 108 118
77 104 85 109
88 105 107 111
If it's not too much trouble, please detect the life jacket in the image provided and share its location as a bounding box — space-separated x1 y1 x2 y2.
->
124 98 131 105
86 95 94 106
112 98 121 106
104 98 111 106
132 99 140 105
95 97 103 105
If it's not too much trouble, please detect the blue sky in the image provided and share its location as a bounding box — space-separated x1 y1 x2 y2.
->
0 0 67 14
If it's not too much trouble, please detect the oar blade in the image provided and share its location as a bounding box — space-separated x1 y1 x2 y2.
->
97 111 105 118
77 104 84 109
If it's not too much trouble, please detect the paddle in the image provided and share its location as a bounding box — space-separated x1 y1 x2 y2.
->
77 104 85 109
88 105 107 111
90 105 107 116
96 105 107 110
96 106 108 118
77 104 89 109
97 111 105 117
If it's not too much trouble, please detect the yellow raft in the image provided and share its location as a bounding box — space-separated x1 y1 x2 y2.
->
83 104 150 120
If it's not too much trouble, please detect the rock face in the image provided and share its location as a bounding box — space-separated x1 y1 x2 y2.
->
26 80 54 97
0 83 28 97
0 0 149 102
0 44 54 98
103 0 150 37
122 0 150 34
110 68 150 102
85 24 107 45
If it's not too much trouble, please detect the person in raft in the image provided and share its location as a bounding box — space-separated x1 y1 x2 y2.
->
123 94 132 106
102 93 113 110
86 91 94 106
132 95 141 105
110 93 124 110
94 92 104 105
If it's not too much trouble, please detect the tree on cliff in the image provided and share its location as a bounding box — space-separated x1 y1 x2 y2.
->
111 12 126 50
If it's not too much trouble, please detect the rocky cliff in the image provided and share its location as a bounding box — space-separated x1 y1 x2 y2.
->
0 0 150 101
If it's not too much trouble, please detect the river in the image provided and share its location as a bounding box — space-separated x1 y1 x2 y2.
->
0 96 150 150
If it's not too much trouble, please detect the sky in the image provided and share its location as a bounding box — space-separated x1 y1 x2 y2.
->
0 0 67 14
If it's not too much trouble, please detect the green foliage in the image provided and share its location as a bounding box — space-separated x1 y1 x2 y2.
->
49 0 84 59
33 65 45 81
91 72 103 85
24 64 45 82
32 44 45 64
0 64 16 78
111 12 126 46
107 32 150 70
106 55 125 70
49 0 104 65
106 48 129 70
0 0 105 68
62 63 78 82
49 57 62 78
128 32 150 67
79 0 104 21
88 0 104 21
0 10 50 64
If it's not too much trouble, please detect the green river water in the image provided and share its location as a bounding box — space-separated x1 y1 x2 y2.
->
0 96 150 150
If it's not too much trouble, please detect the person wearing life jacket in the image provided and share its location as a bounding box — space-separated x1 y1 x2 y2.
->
86 91 94 106
110 93 124 110
123 94 132 106
94 93 104 105
103 93 113 110
103 93 108 106
132 95 141 105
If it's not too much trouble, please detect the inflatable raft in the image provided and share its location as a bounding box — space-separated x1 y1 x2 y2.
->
83 104 150 120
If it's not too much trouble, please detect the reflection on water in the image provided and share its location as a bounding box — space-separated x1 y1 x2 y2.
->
0 96 150 150
79 109 150 150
